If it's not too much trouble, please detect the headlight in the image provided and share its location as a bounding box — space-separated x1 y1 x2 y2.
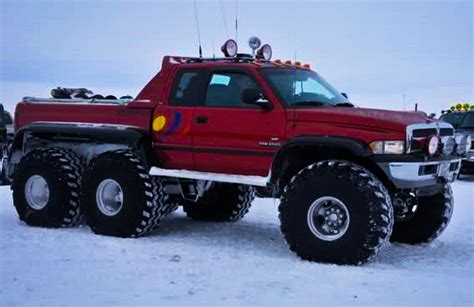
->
369 140 405 154
426 135 439 156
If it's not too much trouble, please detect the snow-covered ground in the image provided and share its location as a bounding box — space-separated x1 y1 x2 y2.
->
1 179 473 306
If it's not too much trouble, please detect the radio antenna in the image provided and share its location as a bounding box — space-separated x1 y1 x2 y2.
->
193 0 203 58
235 0 239 44
220 0 229 38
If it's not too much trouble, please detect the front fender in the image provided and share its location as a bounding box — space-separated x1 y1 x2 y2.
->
270 135 372 188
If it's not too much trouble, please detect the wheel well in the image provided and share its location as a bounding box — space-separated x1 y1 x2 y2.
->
271 145 395 197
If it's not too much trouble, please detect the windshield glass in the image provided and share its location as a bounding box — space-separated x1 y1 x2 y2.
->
261 68 349 107
440 112 465 128
459 112 474 129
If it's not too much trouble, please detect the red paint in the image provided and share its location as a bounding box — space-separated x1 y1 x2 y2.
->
14 55 429 176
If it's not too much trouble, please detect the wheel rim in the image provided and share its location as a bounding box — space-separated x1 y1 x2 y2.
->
25 175 50 210
307 196 350 241
96 179 124 216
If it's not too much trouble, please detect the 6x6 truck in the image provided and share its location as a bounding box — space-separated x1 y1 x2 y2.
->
2 39 470 265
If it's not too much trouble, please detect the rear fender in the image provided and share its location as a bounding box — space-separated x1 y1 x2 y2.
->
8 122 154 175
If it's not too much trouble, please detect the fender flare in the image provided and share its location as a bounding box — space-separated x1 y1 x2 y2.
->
270 135 372 186
10 122 153 165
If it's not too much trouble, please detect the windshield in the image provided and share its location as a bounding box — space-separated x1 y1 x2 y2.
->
459 112 474 129
261 68 350 107
440 112 466 128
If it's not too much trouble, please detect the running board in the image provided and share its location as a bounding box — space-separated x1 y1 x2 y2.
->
149 167 269 187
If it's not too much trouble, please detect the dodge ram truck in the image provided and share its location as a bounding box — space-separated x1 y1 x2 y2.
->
2 38 470 265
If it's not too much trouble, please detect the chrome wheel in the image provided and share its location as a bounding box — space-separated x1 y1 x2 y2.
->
307 196 350 241
96 179 124 216
25 175 50 210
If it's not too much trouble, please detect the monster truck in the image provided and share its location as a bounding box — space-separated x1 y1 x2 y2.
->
1 39 470 265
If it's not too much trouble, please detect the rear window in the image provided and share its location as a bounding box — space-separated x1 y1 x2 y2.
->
169 70 208 106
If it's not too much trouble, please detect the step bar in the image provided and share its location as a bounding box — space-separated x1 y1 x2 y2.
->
149 167 269 187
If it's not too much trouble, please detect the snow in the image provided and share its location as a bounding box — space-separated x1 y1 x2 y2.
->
1 180 473 306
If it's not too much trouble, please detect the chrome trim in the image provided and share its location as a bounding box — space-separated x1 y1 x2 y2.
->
307 196 350 241
387 159 461 182
406 122 454 153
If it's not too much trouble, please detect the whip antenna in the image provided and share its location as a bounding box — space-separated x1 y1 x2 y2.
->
235 0 239 43
193 0 203 58
220 0 229 38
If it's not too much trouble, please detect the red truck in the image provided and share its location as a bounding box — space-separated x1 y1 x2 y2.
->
2 39 470 265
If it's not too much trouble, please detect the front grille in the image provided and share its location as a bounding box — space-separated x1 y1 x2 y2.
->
412 129 437 138
440 128 454 136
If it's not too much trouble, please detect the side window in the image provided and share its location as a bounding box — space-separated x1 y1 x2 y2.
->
204 72 260 108
169 70 208 106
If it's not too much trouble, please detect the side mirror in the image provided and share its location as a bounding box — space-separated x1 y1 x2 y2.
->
341 92 348 99
241 88 272 110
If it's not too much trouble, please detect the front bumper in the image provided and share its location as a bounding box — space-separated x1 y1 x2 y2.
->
377 157 462 189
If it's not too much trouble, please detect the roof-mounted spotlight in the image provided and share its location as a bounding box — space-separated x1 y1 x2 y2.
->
221 39 238 57
248 36 262 56
256 44 272 60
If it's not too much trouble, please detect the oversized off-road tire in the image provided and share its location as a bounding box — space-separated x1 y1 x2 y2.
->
390 184 453 244
12 147 84 227
183 183 254 222
151 177 180 215
81 150 167 237
279 160 394 265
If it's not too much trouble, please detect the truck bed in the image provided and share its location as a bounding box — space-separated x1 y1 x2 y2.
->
14 98 155 133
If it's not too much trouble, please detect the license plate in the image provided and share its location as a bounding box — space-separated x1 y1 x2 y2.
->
438 162 450 177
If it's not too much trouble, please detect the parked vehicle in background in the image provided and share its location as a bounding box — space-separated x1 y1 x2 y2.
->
0 38 471 265
440 109 474 175
0 104 13 185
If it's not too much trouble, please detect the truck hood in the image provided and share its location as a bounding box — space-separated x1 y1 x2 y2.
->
291 106 432 132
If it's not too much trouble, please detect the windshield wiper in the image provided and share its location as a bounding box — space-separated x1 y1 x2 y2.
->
291 101 330 107
335 102 354 107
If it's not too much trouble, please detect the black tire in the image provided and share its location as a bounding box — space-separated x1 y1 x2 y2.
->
151 177 180 215
81 150 167 237
279 160 394 265
12 148 84 227
390 184 453 244
183 183 254 222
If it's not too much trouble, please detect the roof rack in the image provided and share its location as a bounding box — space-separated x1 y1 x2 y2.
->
185 53 269 64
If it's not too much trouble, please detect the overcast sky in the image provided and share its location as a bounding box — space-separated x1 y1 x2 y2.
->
0 0 472 115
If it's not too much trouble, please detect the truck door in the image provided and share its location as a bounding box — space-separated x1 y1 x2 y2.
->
153 69 208 170
192 68 286 176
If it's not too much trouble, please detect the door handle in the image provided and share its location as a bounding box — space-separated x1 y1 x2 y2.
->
194 115 208 124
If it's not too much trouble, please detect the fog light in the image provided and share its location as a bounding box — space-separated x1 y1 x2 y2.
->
426 135 439 156
455 135 469 155
441 137 455 156
466 135 472 152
